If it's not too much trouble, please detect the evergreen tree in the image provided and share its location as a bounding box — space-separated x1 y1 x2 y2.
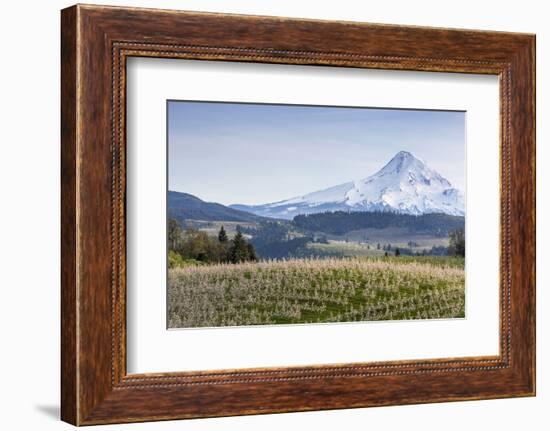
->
246 243 258 261
395 248 400 257
229 231 249 263
448 228 465 257
218 225 228 243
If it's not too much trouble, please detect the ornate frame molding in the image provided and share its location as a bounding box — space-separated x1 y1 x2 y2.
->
61 5 535 425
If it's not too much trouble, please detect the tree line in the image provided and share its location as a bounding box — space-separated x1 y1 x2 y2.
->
168 219 257 267
293 210 465 237
168 216 465 264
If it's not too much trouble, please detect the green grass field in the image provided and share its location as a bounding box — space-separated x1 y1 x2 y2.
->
306 241 386 257
314 227 451 255
167 256 465 328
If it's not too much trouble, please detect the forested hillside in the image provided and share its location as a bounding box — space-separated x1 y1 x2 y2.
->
293 211 464 236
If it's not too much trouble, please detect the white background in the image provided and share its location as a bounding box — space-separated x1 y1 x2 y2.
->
0 0 546 430
127 59 500 373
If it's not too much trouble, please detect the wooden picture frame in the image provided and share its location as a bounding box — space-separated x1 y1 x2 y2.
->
61 4 535 425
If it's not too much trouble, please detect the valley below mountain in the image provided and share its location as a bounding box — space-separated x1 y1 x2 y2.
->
168 151 465 260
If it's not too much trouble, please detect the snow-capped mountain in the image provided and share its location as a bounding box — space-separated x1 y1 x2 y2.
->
230 151 464 220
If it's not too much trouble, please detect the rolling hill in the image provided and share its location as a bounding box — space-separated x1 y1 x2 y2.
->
168 191 268 224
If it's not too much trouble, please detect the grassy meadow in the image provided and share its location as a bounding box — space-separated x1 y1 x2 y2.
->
168 256 465 328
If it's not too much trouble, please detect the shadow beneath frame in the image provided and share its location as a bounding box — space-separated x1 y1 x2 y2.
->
35 404 60 420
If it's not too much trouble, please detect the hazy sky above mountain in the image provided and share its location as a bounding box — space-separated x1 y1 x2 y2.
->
168 101 465 205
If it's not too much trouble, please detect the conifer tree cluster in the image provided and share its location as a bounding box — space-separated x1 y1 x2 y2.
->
448 228 465 257
168 219 257 266
228 231 257 263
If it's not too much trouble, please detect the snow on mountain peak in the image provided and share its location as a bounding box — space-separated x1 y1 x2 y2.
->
381 152 447 184
231 151 465 219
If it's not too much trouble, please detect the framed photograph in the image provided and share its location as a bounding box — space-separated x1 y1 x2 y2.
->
61 4 536 425
165 101 467 330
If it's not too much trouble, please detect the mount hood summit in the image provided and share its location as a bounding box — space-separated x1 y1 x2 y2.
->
230 151 465 220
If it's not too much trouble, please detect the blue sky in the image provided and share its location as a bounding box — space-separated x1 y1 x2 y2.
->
168 101 465 205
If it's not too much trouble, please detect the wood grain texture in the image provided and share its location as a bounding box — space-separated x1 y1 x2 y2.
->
60 5 78 425
60 4 536 425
